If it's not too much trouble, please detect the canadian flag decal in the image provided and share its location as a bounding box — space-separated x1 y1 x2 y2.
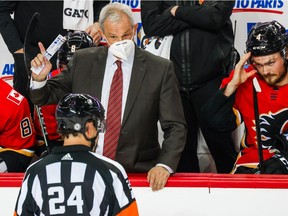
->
7 89 24 105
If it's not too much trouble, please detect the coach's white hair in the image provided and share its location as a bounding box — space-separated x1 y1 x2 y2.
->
99 2 135 31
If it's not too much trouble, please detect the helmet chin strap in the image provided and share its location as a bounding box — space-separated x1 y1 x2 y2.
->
281 49 288 78
83 132 99 152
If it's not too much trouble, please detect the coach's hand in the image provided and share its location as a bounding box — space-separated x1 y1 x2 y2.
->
30 42 52 82
147 166 170 191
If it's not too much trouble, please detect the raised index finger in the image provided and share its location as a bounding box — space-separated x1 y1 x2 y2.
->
38 42 46 55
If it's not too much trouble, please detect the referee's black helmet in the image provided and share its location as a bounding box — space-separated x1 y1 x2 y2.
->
246 20 288 56
56 94 106 135
57 31 94 70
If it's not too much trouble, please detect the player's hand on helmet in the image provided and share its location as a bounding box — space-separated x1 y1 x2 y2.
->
147 166 170 192
31 42 52 82
224 52 257 97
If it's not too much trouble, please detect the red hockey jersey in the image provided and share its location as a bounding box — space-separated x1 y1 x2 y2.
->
0 79 36 156
221 65 288 170
34 69 62 141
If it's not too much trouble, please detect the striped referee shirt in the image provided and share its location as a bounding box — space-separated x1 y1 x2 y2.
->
14 145 138 216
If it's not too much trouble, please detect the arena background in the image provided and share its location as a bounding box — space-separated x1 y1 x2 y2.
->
1 0 287 172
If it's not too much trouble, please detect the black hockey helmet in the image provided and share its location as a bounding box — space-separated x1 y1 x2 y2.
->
57 31 94 70
246 20 287 56
56 93 106 135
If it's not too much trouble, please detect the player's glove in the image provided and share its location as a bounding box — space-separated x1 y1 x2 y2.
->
257 153 288 174
252 133 288 174
272 133 288 154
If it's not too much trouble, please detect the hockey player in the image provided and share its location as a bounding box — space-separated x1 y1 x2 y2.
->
34 31 95 156
0 79 36 172
202 20 288 174
14 93 139 216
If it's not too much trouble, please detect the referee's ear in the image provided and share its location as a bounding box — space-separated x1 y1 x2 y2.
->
85 122 97 139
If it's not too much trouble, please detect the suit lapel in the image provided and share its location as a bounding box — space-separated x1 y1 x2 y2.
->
90 47 108 100
122 47 147 126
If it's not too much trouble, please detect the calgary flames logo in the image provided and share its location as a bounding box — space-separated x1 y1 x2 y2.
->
258 108 288 148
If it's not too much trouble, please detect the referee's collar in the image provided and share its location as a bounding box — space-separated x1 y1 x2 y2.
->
51 145 91 154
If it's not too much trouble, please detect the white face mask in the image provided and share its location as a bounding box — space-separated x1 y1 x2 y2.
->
108 39 134 60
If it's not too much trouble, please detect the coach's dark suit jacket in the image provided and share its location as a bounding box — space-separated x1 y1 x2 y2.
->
30 45 186 172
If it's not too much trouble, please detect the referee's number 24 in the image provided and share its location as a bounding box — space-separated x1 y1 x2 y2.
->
48 185 84 214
